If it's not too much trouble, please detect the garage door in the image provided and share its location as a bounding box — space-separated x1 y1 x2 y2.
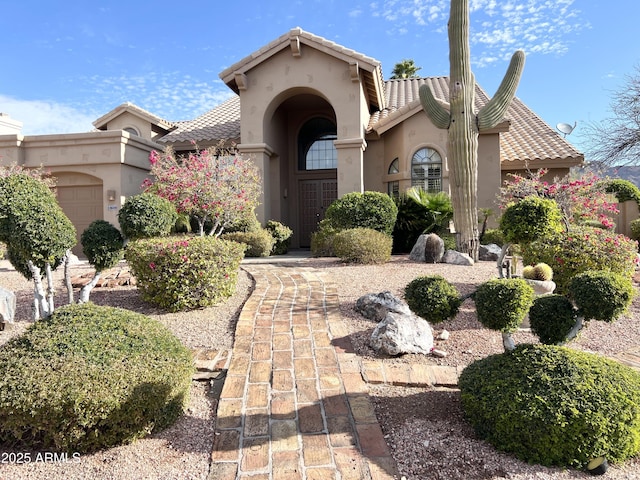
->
57 185 103 256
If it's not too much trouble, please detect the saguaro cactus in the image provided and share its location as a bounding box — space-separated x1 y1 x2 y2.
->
419 0 525 261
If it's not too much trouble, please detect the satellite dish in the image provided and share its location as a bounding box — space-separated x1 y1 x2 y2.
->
556 121 577 137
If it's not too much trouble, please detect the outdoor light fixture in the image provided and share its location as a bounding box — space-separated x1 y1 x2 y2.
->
107 190 116 202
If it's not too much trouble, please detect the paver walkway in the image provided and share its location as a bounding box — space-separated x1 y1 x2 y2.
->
208 265 401 480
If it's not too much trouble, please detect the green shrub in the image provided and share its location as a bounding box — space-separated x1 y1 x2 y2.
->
480 228 505 246
440 231 456 251
499 197 563 245
604 178 640 205
310 219 339 257
325 191 398 235
529 295 577 344
125 236 244 311
265 220 293 255
522 226 638 294
222 229 275 257
392 189 453 253
459 344 640 468
0 303 193 453
569 270 635 322
332 228 392 264
118 193 178 240
220 210 262 234
81 220 124 271
404 275 462 324
630 218 640 242
473 278 535 333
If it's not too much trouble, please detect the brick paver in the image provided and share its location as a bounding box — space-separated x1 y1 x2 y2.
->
209 265 400 480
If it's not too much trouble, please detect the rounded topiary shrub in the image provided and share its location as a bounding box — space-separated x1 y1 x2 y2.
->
81 220 124 270
522 226 638 294
459 344 640 468
265 220 293 255
325 191 398 235
310 219 338 257
605 178 640 205
630 218 640 242
473 278 535 332
569 270 635 322
404 275 462 324
222 229 275 257
125 236 245 311
529 294 577 344
499 197 563 245
480 228 505 246
0 303 193 453
332 228 392 264
118 192 178 240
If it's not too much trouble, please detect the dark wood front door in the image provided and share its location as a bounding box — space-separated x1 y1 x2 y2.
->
299 179 338 247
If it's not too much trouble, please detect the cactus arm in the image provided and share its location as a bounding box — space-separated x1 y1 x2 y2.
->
477 50 526 131
419 84 451 129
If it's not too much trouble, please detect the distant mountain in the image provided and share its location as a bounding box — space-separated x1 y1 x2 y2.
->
604 166 640 187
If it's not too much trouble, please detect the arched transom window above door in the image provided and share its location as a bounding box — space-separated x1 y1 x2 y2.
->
298 117 337 170
411 147 443 193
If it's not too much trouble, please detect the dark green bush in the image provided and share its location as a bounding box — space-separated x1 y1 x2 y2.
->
499 197 563 245
473 278 535 333
529 295 577 344
480 228 505 246
220 210 262 234
522 226 638 294
332 228 392 264
265 220 293 255
404 275 462 324
118 193 178 240
222 229 275 257
125 236 244 311
569 270 635 322
459 344 640 468
0 303 193 453
81 220 124 271
325 191 398 235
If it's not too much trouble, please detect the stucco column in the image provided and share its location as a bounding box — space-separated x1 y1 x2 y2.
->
237 142 275 224
334 137 367 197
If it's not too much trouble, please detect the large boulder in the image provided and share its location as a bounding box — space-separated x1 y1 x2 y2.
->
409 233 445 263
370 311 434 356
479 243 502 261
355 291 411 322
442 249 474 266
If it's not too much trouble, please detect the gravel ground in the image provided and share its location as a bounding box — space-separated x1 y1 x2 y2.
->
1 255 640 479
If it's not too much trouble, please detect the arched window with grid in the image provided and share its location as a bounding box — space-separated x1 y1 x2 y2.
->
411 147 442 193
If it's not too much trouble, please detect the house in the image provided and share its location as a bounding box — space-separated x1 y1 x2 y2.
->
0 27 583 250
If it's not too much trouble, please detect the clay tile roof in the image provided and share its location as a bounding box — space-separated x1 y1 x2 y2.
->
93 102 175 131
158 96 240 144
370 77 583 165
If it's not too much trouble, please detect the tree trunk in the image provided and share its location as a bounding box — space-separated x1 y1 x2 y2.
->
502 332 516 351
64 250 74 304
28 262 50 320
78 272 102 304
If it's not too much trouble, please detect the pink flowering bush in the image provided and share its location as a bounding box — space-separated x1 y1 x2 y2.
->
522 226 638 294
125 236 245 311
500 169 619 229
143 144 261 237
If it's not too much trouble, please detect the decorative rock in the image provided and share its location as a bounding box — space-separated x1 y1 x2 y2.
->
436 329 450 341
431 348 448 358
370 311 434 356
0 286 16 324
479 243 502 261
409 233 445 263
355 291 411 322
442 249 474 266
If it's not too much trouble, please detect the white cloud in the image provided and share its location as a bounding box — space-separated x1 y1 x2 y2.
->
0 95 96 135
376 0 589 66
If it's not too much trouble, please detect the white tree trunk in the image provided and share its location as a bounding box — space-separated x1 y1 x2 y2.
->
28 262 50 320
45 262 55 314
497 243 512 278
502 332 516 351
565 316 584 343
78 272 102 304
64 250 74 304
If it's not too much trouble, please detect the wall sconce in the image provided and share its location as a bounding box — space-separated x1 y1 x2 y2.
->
107 190 116 202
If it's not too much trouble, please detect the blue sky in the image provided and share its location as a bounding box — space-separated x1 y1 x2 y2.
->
0 1 638 155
